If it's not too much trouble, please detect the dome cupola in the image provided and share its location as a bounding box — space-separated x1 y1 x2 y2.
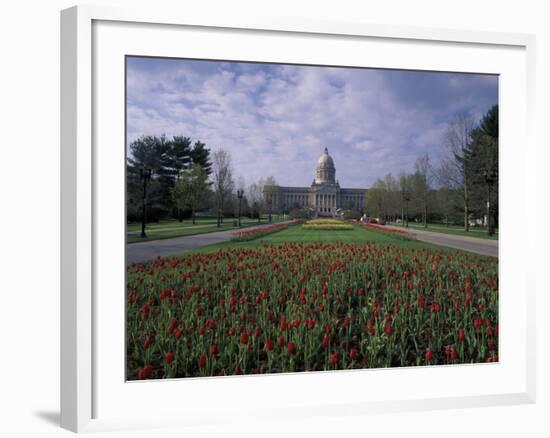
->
315 147 336 184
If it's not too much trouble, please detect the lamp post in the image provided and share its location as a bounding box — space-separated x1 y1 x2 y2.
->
484 169 497 237
139 167 152 238
237 189 244 227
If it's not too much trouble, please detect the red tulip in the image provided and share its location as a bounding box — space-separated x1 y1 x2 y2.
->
277 335 285 348
329 351 339 366
287 342 296 354
240 332 249 345
143 334 154 350
210 344 219 356
322 335 330 348
367 319 375 336
264 338 274 352
424 349 433 362
349 348 358 361
140 303 151 320
418 294 426 308
164 352 174 364
174 328 183 339
167 318 178 334
138 365 153 380
458 329 465 341
383 320 393 336
198 353 207 368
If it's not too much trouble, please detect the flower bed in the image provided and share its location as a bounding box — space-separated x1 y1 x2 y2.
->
127 242 498 379
302 218 354 231
231 220 299 241
362 222 415 239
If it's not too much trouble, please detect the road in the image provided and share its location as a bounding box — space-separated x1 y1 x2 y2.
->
385 224 498 257
127 221 293 265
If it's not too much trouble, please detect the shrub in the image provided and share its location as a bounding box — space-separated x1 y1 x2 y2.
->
289 208 312 219
341 209 362 220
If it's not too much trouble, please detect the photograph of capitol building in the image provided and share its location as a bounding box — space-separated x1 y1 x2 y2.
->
125 55 499 380
263 147 367 216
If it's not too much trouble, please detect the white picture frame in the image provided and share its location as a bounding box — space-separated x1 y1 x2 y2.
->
60 4 536 433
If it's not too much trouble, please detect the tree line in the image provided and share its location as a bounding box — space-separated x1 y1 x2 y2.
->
127 135 278 232
365 104 498 232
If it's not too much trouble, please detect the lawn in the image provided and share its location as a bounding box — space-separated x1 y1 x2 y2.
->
388 222 498 240
127 215 286 243
190 221 444 254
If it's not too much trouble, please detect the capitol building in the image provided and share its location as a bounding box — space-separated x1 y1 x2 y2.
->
263 148 367 217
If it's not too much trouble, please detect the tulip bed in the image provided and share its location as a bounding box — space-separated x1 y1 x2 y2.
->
127 241 498 380
231 220 301 241
361 222 415 239
302 218 354 231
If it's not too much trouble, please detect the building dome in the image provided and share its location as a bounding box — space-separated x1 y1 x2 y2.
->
315 147 336 184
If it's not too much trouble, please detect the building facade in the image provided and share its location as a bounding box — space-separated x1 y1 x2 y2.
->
263 148 367 217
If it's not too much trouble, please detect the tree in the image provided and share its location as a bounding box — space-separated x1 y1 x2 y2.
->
190 141 212 176
398 172 412 227
211 149 235 227
158 136 193 220
466 105 499 233
248 177 277 221
172 163 209 225
247 181 263 222
263 176 277 221
365 179 386 219
414 154 433 228
127 135 169 233
382 173 400 221
439 113 477 231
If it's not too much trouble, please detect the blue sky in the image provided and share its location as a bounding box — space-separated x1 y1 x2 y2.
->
126 57 498 188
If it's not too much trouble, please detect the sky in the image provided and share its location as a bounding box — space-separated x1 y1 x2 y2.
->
126 56 498 189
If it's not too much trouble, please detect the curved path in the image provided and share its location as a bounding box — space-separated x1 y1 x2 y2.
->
385 225 498 257
127 221 293 265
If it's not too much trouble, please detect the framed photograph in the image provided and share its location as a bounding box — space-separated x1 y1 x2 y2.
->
61 5 536 432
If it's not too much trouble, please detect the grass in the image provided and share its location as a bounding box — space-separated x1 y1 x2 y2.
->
189 222 445 255
388 222 498 240
127 215 287 243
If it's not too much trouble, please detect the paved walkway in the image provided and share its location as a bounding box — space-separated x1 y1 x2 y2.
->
127 221 293 265
128 221 498 265
385 225 498 257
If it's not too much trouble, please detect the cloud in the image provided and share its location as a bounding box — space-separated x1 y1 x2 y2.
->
126 57 498 188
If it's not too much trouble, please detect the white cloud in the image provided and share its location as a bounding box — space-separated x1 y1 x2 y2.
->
126 60 497 189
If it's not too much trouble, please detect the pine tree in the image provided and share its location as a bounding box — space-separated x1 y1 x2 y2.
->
190 141 212 176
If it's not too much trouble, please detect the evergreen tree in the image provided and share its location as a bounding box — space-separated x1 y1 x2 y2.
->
190 141 212 176
157 137 193 220
465 105 499 229
126 135 169 225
